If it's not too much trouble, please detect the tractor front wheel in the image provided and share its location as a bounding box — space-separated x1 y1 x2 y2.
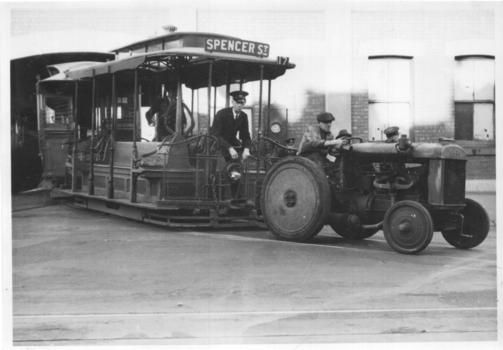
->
383 200 434 254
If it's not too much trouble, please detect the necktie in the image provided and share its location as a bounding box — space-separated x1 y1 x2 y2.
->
235 113 239 120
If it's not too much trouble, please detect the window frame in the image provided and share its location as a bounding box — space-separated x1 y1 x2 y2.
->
367 56 413 142
454 55 495 144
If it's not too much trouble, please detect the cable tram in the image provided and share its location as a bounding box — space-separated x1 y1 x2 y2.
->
37 29 296 228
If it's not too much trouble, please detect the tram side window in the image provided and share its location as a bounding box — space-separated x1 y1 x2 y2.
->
44 96 72 124
116 95 138 142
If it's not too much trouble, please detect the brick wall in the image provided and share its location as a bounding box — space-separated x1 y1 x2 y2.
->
466 155 496 179
351 10 495 179
351 93 368 139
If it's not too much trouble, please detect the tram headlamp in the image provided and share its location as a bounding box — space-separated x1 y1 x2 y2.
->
224 162 244 183
270 122 282 134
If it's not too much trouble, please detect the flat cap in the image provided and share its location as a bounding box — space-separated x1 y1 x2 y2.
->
284 138 295 143
317 112 335 123
384 126 399 136
229 90 248 102
336 129 352 140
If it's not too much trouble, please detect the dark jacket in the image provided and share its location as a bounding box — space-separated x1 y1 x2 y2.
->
145 97 187 139
210 107 251 150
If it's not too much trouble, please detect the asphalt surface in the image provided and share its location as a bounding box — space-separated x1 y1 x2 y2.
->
10 191 498 348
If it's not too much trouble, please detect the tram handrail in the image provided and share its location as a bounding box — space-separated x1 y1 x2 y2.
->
251 136 298 158
140 133 220 158
258 136 299 153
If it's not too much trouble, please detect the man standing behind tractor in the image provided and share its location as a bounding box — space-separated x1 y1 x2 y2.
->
384 126 400 143
298 112 348 170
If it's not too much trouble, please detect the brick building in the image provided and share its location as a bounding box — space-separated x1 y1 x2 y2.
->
9 1 500 190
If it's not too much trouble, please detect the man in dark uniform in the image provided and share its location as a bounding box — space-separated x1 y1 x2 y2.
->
284 137 295 148
210 90 251 160
383 126 400 143
145 88 187 141
374 126 400 173
279 137 296 157
210 90 251 198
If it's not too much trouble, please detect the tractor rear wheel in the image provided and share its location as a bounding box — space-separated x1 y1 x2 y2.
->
261 157 331 242
441 198 490 249
383 200 434 254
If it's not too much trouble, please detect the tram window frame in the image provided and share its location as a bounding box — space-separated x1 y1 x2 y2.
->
42 95 73 125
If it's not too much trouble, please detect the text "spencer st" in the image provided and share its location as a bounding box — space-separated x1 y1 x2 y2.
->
205 38 270 58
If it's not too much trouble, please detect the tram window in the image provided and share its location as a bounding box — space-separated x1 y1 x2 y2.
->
148 42 162 52
140 106 155 141
44 96 72 124
165 39 182 50
132 46 147 54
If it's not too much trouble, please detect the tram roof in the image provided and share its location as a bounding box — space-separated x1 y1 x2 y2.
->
40 47 296 90
110 31 240 53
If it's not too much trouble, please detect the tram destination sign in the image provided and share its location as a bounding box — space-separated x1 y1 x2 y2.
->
205 37 269 58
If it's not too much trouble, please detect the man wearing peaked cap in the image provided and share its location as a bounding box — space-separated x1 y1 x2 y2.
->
383 126 399 143
229 90 248 102
298 112 348 170
210 90 251 158
284 138 295 147
317 112 335 123
210 90 251 198
278 137 297 157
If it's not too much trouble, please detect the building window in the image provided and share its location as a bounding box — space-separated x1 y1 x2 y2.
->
454 56 494 141
368 56 412 141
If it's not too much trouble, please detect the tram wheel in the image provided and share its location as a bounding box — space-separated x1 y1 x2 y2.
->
441 198 490 249
261 157 331 242
383 200 434 254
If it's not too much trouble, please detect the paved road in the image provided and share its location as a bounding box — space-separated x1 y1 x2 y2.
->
11 194 497 347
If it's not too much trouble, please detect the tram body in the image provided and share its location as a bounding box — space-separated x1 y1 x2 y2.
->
37 31 296 228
